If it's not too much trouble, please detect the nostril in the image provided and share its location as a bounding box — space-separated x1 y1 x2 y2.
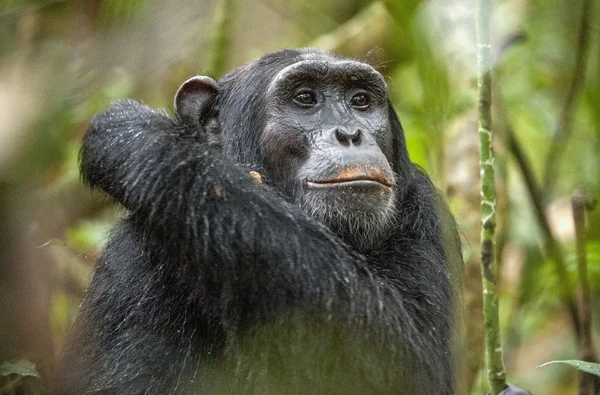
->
351 130 362 145
335 129 350 145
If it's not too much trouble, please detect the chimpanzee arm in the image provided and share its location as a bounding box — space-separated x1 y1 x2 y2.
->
80 99 455 393
81 100 390 319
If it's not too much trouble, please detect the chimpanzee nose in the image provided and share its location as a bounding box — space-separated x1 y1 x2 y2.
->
334 128 362 146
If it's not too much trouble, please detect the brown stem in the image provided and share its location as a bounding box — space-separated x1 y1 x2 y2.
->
542 0 593 196
208 0 237 77
571 187 599 395
495 96 580 339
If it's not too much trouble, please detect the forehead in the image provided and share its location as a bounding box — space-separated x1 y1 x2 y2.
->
268 57 386 91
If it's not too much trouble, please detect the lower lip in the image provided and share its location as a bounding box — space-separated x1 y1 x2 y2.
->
306 180 392 190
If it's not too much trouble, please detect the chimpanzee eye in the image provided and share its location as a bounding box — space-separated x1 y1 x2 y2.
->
350 93 370 108
293 90 317 107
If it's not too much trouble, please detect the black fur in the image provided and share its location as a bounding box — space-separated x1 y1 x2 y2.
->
55 49 463 394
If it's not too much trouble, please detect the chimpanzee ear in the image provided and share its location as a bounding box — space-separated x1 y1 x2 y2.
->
174 76 220 126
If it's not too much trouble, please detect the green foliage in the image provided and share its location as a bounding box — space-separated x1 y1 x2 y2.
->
538 360 600 377
99 0 154 25
67 218 114 252
0 1 599 394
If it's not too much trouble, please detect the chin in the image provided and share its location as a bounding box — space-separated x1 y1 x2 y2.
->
297 185 396 250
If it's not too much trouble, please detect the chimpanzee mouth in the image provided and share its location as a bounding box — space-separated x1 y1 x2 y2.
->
306 167 393 190
306 179 392 190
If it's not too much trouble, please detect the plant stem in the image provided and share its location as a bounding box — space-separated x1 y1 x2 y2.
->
498 105 580 338
477 0 507 393
571 187 599 395
542 0 593 196
208 0 236 77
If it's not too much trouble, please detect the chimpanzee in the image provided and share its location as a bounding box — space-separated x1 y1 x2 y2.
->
54 48 528 395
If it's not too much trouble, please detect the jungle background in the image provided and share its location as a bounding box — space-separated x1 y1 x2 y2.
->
0 0 599 394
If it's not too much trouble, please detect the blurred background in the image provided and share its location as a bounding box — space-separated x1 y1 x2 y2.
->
0 0 598 394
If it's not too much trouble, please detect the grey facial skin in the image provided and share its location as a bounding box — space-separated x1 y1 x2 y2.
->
261 60 397 248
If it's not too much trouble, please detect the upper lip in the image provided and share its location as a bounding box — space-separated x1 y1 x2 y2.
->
307 167 393 188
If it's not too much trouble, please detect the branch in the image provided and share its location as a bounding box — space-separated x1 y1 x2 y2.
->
571 186 599 395
477 0 507 393
542 0 593 196
208 0 237 77
495 96 580 340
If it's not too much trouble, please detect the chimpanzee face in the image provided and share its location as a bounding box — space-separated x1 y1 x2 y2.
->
259 59 397 244
174 55 399 247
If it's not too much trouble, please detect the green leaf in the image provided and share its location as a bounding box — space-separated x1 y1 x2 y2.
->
537 360 600 377
0 360 40 378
